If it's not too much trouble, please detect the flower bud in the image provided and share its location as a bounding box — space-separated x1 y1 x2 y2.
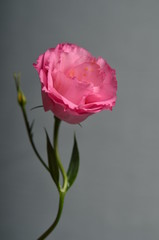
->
17 91 26 107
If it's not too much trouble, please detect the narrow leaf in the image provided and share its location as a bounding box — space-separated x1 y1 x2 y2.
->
31 105 43 111
67 135 80 190
30 120 35 132
45 130 59 188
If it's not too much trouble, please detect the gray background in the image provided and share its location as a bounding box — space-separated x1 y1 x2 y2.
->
1 0 159 239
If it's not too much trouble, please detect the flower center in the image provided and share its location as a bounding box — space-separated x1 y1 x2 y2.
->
67 62 99 84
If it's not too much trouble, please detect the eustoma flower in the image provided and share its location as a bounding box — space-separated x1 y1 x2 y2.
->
33 43 117 124
14 43 117 239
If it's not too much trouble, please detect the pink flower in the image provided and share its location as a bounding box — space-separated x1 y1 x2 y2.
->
33 43 117 124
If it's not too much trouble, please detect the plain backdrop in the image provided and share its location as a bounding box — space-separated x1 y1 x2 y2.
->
1 0 159 239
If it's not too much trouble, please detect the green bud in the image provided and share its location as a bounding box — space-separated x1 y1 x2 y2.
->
14 73 27 107
17 90 26 106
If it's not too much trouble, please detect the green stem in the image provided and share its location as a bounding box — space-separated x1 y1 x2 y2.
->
37 117 68 239
14 73 48 170
14 76 67 239
21 106 49 172
54 116 68 192
37 191 65 240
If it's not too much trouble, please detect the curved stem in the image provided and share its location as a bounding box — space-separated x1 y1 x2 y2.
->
14 73 49 172
21 106 49 172
37 191 65 240
14 76 67 239
54 117 68 192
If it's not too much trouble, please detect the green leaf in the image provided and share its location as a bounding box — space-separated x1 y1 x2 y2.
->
30 120 35 132
67 135 80 190
45 130 59 188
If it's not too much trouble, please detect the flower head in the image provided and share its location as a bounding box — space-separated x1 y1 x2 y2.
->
33 43 117 124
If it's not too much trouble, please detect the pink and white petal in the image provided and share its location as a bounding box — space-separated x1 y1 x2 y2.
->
33 54 44 73
56 43 93 72
53 71 92 105
42 90 91 124
80 97 117 113
39 69 47 86
102 71 117 100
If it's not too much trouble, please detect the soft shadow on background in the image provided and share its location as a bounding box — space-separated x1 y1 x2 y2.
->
1 0 159 239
